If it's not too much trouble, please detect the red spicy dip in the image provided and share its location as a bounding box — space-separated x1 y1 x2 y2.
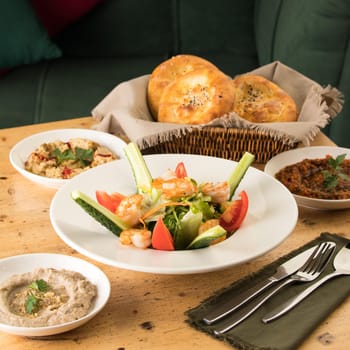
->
275 155 350 200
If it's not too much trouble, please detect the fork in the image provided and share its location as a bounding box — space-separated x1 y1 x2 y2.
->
212 241 336 335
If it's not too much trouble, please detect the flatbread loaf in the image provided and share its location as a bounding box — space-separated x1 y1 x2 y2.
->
147 55 219 119
231 74 298 122
157 67 236 125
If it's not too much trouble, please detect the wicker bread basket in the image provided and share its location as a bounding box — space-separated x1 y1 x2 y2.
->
93 62 343 163
141 127 296 163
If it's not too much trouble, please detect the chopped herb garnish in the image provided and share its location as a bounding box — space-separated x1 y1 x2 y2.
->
74 147 94 166
53 148 75 164
53 147 94 166
24 279 50 314
328 154 346 170
322 154 350 189
25 293 40 314
28 279 49 292
322 170 338 189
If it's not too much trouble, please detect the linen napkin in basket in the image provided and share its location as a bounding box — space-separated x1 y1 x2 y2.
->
186 232 350 350
92 61 343 149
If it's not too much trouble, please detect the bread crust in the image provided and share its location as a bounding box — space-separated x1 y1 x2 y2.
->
147 55 218 119
158 67 235 125
231 74 298 123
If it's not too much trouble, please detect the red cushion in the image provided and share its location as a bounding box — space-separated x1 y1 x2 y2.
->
31 0 104 36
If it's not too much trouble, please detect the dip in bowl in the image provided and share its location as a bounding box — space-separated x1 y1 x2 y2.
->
10 128 127 189
0 254 110 337
265 146 350 210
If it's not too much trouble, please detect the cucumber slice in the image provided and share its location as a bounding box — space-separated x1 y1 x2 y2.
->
124 142 153 194
71 190 129 236
228 151 255 199
186 225 227 249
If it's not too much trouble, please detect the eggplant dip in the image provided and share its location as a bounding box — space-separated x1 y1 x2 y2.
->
0 268 97 327
25 138 117 179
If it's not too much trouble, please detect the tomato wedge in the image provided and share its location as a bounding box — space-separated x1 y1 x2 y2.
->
175 162 187 178
95 191 125 213
219 191 248 233
152 217 175 251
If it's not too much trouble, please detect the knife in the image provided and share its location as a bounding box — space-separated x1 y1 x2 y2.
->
202 246 316 325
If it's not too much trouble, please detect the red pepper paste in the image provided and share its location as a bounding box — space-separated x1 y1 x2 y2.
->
275 155 350 200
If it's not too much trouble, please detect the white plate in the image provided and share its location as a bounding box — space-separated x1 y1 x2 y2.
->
265 146 350 210
50 154 298 274
9 128 127 189
0 253 110 337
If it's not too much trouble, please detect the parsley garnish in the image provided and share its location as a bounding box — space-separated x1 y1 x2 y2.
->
74 147 94 166
25 279 50 314
322 154 350 189
53 148 75 164
53 147 94 166
28 279 49 292
25 293 40 314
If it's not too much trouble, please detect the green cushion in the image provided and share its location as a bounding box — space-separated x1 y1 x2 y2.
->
56 0 174 57
196 53 258 78
255 0 350 85
329 45 350 147
178 0 257 75
0 0 61 69
0 56 166 128
255 0 350 148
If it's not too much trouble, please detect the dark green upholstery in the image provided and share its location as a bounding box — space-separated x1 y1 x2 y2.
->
0 0 349 147
55 0 175 57
255 0 350 146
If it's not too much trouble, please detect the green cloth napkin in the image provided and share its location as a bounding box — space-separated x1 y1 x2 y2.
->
186 233 350 350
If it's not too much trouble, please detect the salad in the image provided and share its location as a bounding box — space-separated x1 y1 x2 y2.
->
71 143 254 250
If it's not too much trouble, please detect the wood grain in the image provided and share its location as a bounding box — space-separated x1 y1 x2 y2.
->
0 117 349 349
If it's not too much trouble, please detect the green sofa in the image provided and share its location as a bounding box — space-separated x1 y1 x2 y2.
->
1 0 349 147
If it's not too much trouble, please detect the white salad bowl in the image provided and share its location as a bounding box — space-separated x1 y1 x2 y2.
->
50 153 298 274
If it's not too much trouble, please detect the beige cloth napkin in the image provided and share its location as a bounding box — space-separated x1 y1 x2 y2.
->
92 61 343 149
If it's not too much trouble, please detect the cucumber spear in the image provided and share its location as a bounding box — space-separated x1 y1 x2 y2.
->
228 152 255 199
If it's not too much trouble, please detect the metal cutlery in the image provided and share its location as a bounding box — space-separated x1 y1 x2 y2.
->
202 245 317 325
262 241 350 323
212 241 336 335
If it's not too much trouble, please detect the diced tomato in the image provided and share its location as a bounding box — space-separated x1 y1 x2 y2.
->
175 162 187 178
219 191 248 233
62 167 73 179
152 217 175 251
96 191 125 213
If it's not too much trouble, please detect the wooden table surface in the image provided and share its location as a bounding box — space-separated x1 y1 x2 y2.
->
0 117 349 350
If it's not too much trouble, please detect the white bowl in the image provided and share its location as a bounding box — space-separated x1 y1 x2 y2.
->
50 154 298 274
264 146 350 210
9 128 127 189
0 253 110 337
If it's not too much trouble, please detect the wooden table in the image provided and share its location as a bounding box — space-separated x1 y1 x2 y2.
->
0 117 349 349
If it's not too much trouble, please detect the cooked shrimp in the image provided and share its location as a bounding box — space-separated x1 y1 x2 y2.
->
152 177 197 199
120 229 152 249
115 194 144 226
200 181 230 203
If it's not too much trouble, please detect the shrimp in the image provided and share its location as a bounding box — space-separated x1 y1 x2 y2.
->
115 194 144 226
152 177 197 200
120 229 152 249
200 181 230 203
